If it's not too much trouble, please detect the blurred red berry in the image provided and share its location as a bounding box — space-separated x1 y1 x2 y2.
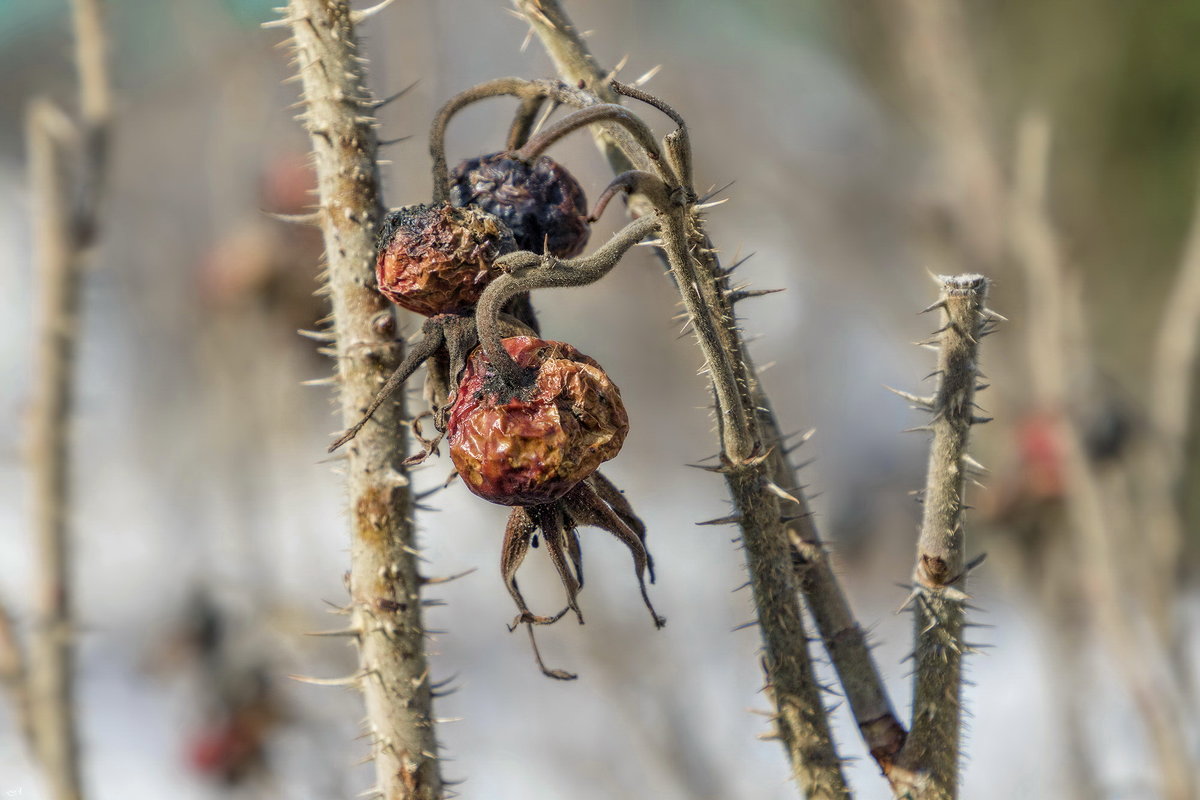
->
448 337 628 505
450 152 590 258
376 202 516 316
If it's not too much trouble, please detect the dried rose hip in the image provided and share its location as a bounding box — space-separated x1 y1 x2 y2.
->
448 337 627 506
375 202 516 317
450 153 590 258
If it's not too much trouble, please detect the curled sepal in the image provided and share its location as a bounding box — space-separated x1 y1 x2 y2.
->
562 481 665 628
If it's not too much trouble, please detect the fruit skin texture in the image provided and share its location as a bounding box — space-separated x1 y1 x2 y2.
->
450 153 590 258
375 202 516 317
448 337 628 506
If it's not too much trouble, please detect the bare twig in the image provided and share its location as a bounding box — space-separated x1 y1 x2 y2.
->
886 0 1006 274
0 598 33 754
1010 114 1196 800
279 2 441 797
24 3 111 797
27 96 84 800
891 275 991 800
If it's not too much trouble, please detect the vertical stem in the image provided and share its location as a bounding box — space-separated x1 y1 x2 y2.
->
282 2 442 797
27 99 84 800
894 275 990 800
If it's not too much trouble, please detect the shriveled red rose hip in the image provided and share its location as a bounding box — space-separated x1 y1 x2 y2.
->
450 153 590 258
448 337 628 506
375 202 516 317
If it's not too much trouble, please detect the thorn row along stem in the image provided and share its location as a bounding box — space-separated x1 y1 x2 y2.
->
282 2 440 798
892 274 990 799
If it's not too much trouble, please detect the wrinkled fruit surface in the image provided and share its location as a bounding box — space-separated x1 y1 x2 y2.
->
376 203 516 316
450 153 590 258
448 337 628 506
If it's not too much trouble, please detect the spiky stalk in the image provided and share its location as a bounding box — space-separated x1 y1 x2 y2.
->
514 0 915 793
892 274 991 799
279 2 441 797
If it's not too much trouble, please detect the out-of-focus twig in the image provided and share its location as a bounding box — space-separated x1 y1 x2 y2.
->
886 0 1006 275
277 2 442 797
1151 167 1200 476
1010 113 1196 800
0 599 32 752
891 275 992 799
24 3 111 798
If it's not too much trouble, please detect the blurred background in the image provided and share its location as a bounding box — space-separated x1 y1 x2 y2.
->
2 0 1198 798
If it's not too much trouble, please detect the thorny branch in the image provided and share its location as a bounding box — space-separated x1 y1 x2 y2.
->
512 1 909 795
890 275 992 799
279 2 441 798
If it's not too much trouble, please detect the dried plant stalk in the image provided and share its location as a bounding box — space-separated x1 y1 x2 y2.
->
280 2 441 797
27 98 84 800
1010 115 1196 800
516 0 911 791
892 274 991 799
24 2 111 797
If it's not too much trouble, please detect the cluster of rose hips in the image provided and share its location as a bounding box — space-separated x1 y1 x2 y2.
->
330 78 697 676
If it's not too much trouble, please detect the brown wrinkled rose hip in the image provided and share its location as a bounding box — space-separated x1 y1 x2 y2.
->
375 202 516 317
448 337 628 506
450 153 590 258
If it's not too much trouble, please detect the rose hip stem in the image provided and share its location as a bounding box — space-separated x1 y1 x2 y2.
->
474 214 659 388
429 78 676 205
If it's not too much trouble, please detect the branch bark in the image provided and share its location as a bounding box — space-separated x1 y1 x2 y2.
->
280 2 442 797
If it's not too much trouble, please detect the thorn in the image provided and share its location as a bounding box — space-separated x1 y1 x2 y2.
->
970 416 994 425
378 135 411 147
300 376 337 387
304 627 362 638
965 552 988 573
962 454 987 472
289 672 363 687
297 328 335 342
370 80 420 110
261 15 300 30
728 287 785 304
350 0 399 24
696 514 743 526
763 481 799 504
699 181 736 204
631 64 663 88
685 461 730 474
731 619 760 632
422 568 477 586
902 425 933 434
268 210 322 225
885 385 935 408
